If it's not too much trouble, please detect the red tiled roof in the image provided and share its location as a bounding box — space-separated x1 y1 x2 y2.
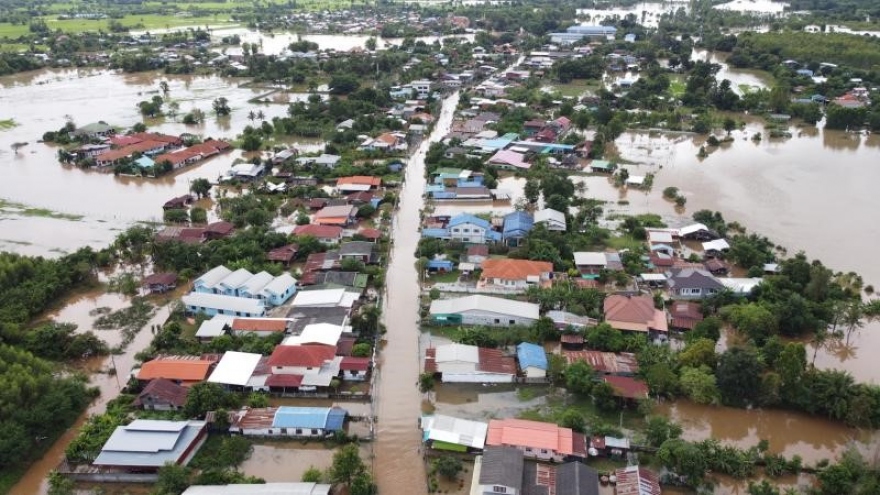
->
486 418 575 455
265 374 304 387
138 358 215 382
340 356 371 371
478 347 517 374
108 135 143 147
130 132 181 144
358 228 382 240
424 347 437 373
481 259 553 281
336 176 381 187
604 294 668 332
602 375 649 399
669 301 703 321
347 191 374 203
133 378 189 407
294 224 343 239
267 344 336 367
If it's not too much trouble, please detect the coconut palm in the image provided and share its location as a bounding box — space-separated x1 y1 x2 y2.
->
159 81 170 100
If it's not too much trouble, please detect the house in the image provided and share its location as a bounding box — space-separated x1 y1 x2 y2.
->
669 301 704 331
282 323 344 347
411 79 432 98
614 465 662 495
502 211 534 247
229 406 347 437
293 224 344 244
603 294 668 334
666 268 724 299
472 446 523 495
719 277 763 296
523 120 546 136
205 221 235 240
554 461 601 495
429 295 540 327
182 293 267 318
142 272 177 294
479 259 553 291
516 342 548 379
208 351 263 389
194 315 234 341
182 483 331 495
466 245 490 266
267 344 337 375
563 350 638 375
573 251 624 276
92 419 207 471
231 318 289 337
296 154 341 168
679 223 718 241
136 356 217 386
702 239 731 258
73 122 115 139
488 149 530 170
589 160 617 173
340 356 370 381
290 288 359 309
336 175 382 192
163 195 195 210
547 310 596 331
315 204 358 226
133 378 189 411
420 414 488 453
485 418 586 461
603 375 649 400
339 241 376 263
260 273 298 306
447 214 499 243
424 343 517 383
359 132 407 152
267 244 299 265
534 208 566 231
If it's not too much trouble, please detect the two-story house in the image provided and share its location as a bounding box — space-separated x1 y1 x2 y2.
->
448 214 500 244
666 268 725 299
502 211 534 247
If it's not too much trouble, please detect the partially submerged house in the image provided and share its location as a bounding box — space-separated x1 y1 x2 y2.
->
142 272 177 294
229 406 347 437
420 414 489 453
533 207 566 231
501 211 534 246
614 465 662 495
133 378 189 411
429 295 540 327
424 343 517 383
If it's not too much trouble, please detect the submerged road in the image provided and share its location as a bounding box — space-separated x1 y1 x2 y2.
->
373 92 459 495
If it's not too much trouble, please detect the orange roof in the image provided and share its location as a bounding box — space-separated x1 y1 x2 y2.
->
603 295 668 332
232 319 288 332
481 259 553 281
267 344 336 367
130 132 181 144
137 358 215 382
294 224 343 239
486 418 574 455
336 176 381 187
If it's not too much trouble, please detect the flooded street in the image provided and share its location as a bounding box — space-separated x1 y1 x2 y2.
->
373 92 458 495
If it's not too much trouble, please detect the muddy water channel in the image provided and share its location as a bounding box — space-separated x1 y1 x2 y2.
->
373 93 458 495
12 291 172 495
0 69 318 256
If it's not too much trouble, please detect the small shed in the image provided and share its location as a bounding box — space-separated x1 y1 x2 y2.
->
142 272 178 294
427 259 455 273
516 342 548 379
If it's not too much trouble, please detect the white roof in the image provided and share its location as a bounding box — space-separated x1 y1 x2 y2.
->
626 175 645 185
605 436 631 449
240 271 274 295
182 293 266 315
291 288 346 308
534 208 566 228
421 414 488 449
458 262 476 271
764 263 780 272
282 323 344 347
195 315 234 338
208 351 262 386
337 183 372 192
196 265 232 289
679 223 709 236
219 268 255 290
262 273 297 296
639 273 667 282
429 295 539 321
702 239 731 252
719 277 763 294
648 231 673 244
182 483 332 495
434 343 479 364
574 251 607 267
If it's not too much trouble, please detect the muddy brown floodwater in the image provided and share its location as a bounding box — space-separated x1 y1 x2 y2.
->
11 290 172 495
373 92 458 495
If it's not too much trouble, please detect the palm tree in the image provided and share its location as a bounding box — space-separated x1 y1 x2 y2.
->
159 81 170 100
256 110 265 121
247 110 256 122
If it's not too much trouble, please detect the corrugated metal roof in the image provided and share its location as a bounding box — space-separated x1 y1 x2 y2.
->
182 293 266 315
195 265 233 289
271 406 346 430
434 343 479 364
421 414 488 449
479 447 524 490
182 483 332 495
94 420 206 468
516 343 548 370
208 351 262 387
195 315 234 338
448 213 491 229
429 295 540 321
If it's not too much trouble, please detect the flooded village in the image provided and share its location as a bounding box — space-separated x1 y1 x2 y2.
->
1 1 880 495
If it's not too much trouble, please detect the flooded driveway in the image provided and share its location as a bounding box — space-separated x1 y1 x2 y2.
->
373 92 458 495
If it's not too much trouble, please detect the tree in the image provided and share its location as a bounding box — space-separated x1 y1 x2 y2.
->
592 381 618 411
657 439 708 487
679 366 720 405
724 303 777 344
351 343 372 358
644 416 683 448
547 353 567 385
213 97 231 116
723 117 736 135
716 347 762 407
159 80 170 100
155 462 192 494
189 178 212 199
645 362 679 398
48 471 75 495
365 37 377 51
350 471 377 495
434 455 463 480
190 207 207 224
302 466 324 482
329 74 361 95
560 408 586 433
586 323 625 352
565 360 595 395
329 444 366 486
524 178 540 204
164 209 189 224
679 338 717 369
184 382 231 418
419 372 435 392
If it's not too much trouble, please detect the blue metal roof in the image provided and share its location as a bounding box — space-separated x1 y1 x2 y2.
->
325 408 346 431
503 211 534 236
517 343 548 370
272 407 336 429
427 259 454 269
449 214 491 230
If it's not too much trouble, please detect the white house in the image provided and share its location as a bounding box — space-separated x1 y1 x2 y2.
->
411 79 432 99
182 293 267 318
208 351 262 388
533 208 566 231
429 295 540 327
426 343 516 383
421 414 488 451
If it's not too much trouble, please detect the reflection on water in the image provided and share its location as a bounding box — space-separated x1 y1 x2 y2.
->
239 442 369 482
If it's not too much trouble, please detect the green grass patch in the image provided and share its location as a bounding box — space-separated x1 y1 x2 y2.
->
738 83 761 94
425 270 461 284
547 79 598 98
605 234 645 251
0 119 18 130
669 77 686 98
0 198 84 221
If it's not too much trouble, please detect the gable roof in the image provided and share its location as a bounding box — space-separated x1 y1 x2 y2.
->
209 351 262 386
667 268 724 290
614 465 661 495
448 213 491 230
516 342 548 370
133 378 189 408
478 347 517 375
429 295 540 320
481 259 553 281
480 446 524 491
182 483 332 495
94 419 206 468
603 295 668 332
138 357 215 382
556 462 599 495
503 211 534 234
421 414 489 449
195 265 233 289
267 344 337 368
294 224 343 239
316 204 358 219
486 418 575 455
534 208 566 228
336 176 381 187
339 241 374 256
602 375 649 399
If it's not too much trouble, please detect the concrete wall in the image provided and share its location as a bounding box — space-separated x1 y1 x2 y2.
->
460 310 536 327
